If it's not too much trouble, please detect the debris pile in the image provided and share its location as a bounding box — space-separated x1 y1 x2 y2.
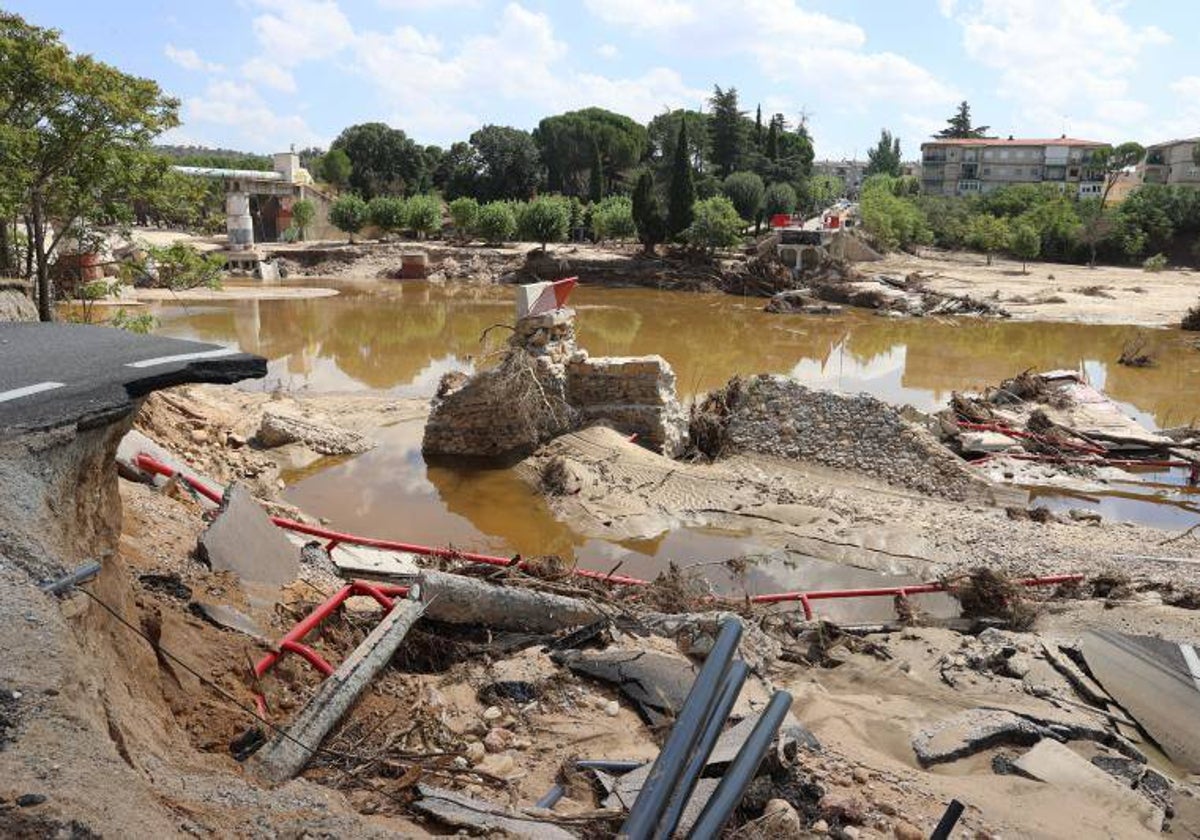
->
689 373 992 500
767 272 1010 318
937 369 1200 490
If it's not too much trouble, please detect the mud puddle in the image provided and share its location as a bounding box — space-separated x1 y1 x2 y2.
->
152 278 1200 552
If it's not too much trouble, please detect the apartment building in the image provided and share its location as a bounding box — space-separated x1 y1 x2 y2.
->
919 136 1108 197
1139 138 1200 187
813 159 922 195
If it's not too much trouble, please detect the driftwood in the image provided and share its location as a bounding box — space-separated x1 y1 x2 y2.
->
420 569 606 633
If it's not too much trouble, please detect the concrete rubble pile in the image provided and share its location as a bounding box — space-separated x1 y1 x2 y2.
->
423 288 687 459
767 270 1010 319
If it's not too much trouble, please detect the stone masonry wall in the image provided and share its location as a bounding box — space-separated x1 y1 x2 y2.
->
423 308 688 460
721 374 987 501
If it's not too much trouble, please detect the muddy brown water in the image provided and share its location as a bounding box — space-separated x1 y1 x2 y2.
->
150 279 1200 616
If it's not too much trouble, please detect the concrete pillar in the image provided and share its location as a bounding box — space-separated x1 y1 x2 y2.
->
226 191 254 251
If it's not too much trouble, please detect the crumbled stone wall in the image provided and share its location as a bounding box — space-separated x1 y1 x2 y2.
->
720 374 986 500
567 356 687 456
423 308 688 459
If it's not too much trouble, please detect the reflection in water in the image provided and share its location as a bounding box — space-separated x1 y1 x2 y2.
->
153 279 1200 591
154 279 1200 427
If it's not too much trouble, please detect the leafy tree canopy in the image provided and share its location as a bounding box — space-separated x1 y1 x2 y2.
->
935 101 991 139
331 122 425 199
534 107 647 196
864 129 902 178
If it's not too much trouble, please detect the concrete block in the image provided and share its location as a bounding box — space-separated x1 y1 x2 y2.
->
197 483 298 586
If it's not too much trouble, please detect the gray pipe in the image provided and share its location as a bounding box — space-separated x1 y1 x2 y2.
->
653 660 749 840
686 690 794 840
618 618 743 839
40 561 102 595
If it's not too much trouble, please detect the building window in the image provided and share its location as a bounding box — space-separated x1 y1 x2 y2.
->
983 167 991 175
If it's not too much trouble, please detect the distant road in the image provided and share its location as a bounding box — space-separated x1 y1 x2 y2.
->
0 322 265 438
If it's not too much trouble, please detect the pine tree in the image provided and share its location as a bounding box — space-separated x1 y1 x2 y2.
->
708 85 745 178
667 117 696 239
865 129 903 177
765 115 780 161
588 142 603 203
936 101 990 139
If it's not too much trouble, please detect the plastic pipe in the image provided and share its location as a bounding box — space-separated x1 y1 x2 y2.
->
955 421 1106 454
686 690 794 839
535 784 565 809
653 660 749 840
619 619 742 839
575 759 647 773
748 573 1084 607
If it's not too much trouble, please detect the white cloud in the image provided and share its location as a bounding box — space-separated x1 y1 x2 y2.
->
597 43 619 59
164 44 223 73
241 57 297 93
946 0 1168 138
377 0 480 7
182 80 322 151
250 0 355 66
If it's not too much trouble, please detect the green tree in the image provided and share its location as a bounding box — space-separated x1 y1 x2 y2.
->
865 129 902 177
805 175 843 212
1 12 180 320
1010 221 1040 272
534 107 647 196
368 195 407 235
754 104 763 149
591 196 636 241
763 182 798 218
765 117 779 161
331 194 370 242
331 122 425 199
859 175 931 251
406 194 442 239
474 201 516 244
291 199 316 241
317 148 352 190
435 141 480 200
667 117 697 239
721 171 765 230
935 101 990 139
1076 198 1115 267
967 213 1011 265
708 85 746 177
685 195 744 252
448 197 479 241
631 170 666 254
647 109 708 172
519 196 570 250
469 124 543 201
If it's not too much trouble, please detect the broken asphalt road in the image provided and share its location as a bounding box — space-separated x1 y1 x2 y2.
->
0 322 264 439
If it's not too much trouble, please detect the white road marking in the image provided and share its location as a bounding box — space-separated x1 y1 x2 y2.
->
124 347 239 368
1180 644 1200 694
0 381 65 403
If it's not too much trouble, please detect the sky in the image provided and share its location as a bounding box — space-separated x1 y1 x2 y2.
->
10 0 1200 160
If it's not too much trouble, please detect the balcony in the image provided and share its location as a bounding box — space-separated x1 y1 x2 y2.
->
922 152 947 163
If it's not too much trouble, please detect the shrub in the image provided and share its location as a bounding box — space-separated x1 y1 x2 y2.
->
330 194 369 242
474 201 516 244
448 197 479 238
1183 300 1200 331
407 194 443 238
291 199 316 240
591 196 636 241
519 196 570 249
368 196 407 235
1143 252 1168 272
1009 221 1040 272
763 182 798 218
684 195 744 252
721 171 765 226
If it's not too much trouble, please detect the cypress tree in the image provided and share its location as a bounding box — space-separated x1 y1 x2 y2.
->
755 104 763 148
632 169 665 254
667 117 696 239
766 119 779 161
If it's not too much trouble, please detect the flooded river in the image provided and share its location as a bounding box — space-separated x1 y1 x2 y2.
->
151 279 1200 614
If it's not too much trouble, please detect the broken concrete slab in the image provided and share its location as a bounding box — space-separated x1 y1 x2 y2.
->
605 778 720 834
412 784 576 840
190 602 269 644
256 407 371 455
640 611 782 676
959 430 1019 454
1039 640 1113 708
329 544 420 580
911 708 1054 767
253 598 424 783
1014 739 1163 832
196 483 298 586
1081 629 1200 772
552 648 697 727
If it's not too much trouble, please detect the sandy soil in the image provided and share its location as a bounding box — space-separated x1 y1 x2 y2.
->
91 284 340 305
875 249 1200 326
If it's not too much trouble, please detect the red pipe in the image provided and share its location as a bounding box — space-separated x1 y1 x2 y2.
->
956 421 1106 455
135 453 225 504
971 452 1194 469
